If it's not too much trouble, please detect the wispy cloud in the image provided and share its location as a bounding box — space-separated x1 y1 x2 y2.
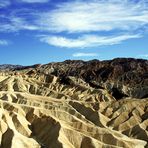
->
0 1 10 8
39 34 141 48
73 52 99 57
36 0 148 47
0 40 9 46
2 0 148 33
0 0 148 48
21 0 49 3
37 0 148 33
0 16 39 32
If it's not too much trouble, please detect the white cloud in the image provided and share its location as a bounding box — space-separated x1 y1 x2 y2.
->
73 52 99 57
0 0 148 48
0 16 39 32
37 0 148 33
0 1 10 8
1 0 148 34
0 40 9 45
39 34 141 48
21 0 49 3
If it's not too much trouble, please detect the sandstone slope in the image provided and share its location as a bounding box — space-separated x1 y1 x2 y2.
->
0 58 147 148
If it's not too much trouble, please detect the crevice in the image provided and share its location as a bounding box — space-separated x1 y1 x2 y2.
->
29 115 63 148
111 87 128 100
141 94 148 99
1 128 14 148
88 81 104 89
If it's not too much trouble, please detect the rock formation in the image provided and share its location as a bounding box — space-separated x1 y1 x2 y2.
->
0 58 147 148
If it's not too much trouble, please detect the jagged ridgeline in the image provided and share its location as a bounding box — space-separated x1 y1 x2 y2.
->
0 58 148 148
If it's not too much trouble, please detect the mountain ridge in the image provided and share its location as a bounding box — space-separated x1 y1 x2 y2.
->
0 58 147 148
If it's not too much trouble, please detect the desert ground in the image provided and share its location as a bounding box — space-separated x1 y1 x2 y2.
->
0 58 147 148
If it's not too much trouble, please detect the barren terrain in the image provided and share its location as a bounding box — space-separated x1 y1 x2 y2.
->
0 58 147 148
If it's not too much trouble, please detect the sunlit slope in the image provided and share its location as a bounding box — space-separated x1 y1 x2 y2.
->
0 58 147 148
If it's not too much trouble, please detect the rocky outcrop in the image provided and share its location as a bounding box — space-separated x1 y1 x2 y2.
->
34 58 148 99
0 58 147 148
0 64 23 71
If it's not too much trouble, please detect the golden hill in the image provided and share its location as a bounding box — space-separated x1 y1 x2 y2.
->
0 58 147 148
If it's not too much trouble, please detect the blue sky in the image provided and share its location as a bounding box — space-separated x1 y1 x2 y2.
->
0 0 148 65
